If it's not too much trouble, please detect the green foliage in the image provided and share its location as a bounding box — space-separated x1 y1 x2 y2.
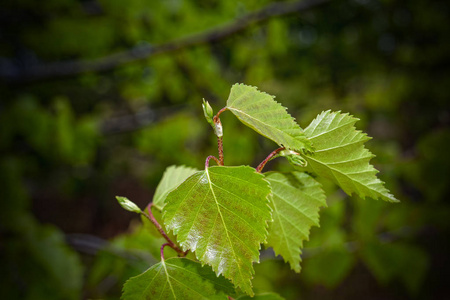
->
303 110 398 203
152 165 199 210
163 166 272 295
122 258 236 300
264 172 326 272
117 84 399 298
226 83 314 154
4 0 447 297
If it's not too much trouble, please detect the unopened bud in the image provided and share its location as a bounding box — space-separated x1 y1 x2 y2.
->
116 196 142 214
279 149 308 167
202 99 214 126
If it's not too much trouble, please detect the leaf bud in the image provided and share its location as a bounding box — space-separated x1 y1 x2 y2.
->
202 99 214 126
116 196 142 214
279 149 308 167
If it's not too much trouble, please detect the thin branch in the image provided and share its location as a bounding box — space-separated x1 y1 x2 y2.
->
142 204 186 256
1 0 330 83
213 107 227 165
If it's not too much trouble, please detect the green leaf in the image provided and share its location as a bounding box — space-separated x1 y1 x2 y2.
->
226 83 313 154
264 172 326 272
303 110 398 202
163 166 272 295
116 196 142 214
153 165 199 210
237 292 285 300
122 258 236 300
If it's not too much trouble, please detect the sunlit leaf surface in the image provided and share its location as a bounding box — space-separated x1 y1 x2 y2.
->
303 110 398 202
163 166 272 295
226 83 313 154
265 172 326 272
121 257 235 299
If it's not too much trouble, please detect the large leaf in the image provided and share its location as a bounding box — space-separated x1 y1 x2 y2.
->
226 83 313 154
265 172 326 272
153 165 198 210
303 110 398 202
163 166 272 295
121 257 235 299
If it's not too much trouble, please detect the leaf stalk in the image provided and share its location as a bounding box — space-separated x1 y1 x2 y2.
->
205 155 221 168
256 147 286 173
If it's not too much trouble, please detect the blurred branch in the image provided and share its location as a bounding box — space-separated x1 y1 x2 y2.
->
0 0 330 83
101 104 187 134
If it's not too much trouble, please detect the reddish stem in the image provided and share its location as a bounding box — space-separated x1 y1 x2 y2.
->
217 136 224 165
205 155 220 168
256 147 285 173
214 107 228 121
143 203 186 256
160 243 170 261
213 107 227 165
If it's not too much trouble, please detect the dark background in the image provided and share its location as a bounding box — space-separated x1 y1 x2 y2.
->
1 0 449 299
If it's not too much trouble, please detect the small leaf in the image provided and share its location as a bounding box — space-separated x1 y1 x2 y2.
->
226 83 313 154
153 165 198 210
163 166 272 295
303 110 398 202
121 257 236 300
116 196 142 214
265 172 326 272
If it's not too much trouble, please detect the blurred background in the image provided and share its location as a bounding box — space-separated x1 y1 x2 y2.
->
1 0 449 299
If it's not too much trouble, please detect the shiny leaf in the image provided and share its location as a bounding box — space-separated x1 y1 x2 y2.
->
122 258 235 300
303 110 398 202
163 166 272 295
226 83 313 154
153 165 198 210
265 172 326 272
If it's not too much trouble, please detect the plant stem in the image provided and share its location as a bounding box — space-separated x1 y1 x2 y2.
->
214 107 228 120
160 243 170 261
205 155 220 168
256 147 285 173
142 204 186 256
213 107 227 165
217 136 224 165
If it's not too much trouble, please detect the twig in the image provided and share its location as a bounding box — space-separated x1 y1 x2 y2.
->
0 0 330 83
214 107 227 165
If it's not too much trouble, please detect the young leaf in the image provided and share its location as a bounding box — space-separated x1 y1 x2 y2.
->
121 257 235 300
153 165 198 210
226 83 313 154
303 110 398 202
163 166 272 295
265 172 326 272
